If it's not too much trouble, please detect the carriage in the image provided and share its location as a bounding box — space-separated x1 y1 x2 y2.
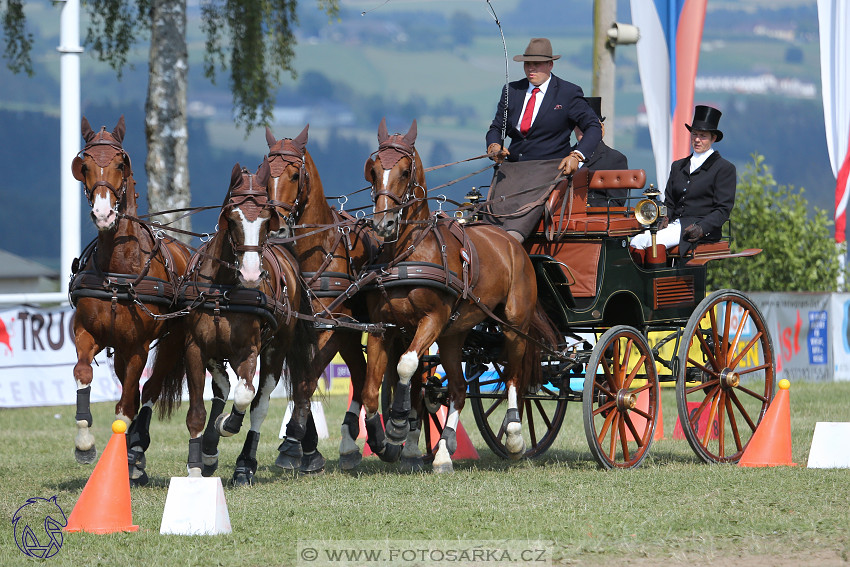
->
408 165 775 469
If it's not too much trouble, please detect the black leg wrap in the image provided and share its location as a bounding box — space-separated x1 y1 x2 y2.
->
386 382 411 442
302 414 319 453
364 412 387 456
203 398 226 455
75 386 93 426
343 411 360 440
188 437 203 471
126 405 153 452
284 419 307 442
505 407 520 425
222 406 245 435
233 431 260 487
441 426 458 456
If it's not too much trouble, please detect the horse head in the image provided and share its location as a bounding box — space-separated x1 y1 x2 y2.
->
364 118 424 240
219 159 278 287
72 115 134 231
264 124 316 238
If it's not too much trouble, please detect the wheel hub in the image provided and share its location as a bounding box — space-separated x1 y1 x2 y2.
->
616 390 637 411
720 368 740 389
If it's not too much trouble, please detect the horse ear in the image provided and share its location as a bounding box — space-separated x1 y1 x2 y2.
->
265 126 277 148
377 118 388 143
364 158 375 182
402 119 417 147
228 163 243 194
113 116 126 144
291 124 309 153
81 117 95 143
256 158 271 188
71 156 85 182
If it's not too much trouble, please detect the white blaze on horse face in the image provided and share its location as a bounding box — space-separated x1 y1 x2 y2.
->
235 208 264 285
91 187 117 230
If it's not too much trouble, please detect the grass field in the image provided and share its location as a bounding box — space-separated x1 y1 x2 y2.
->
2 382 849 566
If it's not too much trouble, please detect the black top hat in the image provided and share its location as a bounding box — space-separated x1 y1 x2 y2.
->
685 105 723 142
513 38 561 62
583 97 605 122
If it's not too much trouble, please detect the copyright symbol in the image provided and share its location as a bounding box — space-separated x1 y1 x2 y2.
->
301 547 318 562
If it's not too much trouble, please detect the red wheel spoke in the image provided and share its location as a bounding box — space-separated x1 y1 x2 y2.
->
721 301 733 362
684 377 720 396
617 415 631 461
694 329 721 372
532 398 554 429
727 310 751 364
482 397 503 420
593 398 617 417
623 411 645 447
728 389 758 432
735 384 770 404
729 333 764 369
717 391 727 456
701 389 721 446
689 385 717 427
525 399 538 447
623 354 647 389
598 406 616 443
737 362 773 376
725 393 744 452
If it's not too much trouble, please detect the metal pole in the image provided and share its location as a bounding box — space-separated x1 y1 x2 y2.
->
592 0 616 147
57 0 83 300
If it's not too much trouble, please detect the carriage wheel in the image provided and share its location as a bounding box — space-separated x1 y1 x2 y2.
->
582 325 659 469
468 360 568 460
675 289 775 463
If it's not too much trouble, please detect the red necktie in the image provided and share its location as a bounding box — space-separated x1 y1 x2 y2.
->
519 87 540 135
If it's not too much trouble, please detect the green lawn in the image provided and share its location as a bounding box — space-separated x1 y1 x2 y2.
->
1 381 848 566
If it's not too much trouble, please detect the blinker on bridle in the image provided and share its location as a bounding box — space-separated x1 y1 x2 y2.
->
268 141 309 230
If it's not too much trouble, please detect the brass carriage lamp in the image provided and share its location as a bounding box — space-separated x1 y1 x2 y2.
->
634 185 667 265
458 187 483 223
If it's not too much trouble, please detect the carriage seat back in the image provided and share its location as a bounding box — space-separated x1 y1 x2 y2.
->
538 168 647 239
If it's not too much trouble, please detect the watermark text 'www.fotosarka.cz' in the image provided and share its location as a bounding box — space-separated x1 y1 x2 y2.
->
296 540 553 567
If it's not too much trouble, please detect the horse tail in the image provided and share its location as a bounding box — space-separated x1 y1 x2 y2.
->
282 281 318 404
151 319 187 419
520 299 561 391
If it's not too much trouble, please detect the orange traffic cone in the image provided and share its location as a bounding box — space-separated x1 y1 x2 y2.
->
427 406 479 460
739 379 796 467
625 389 664 442
65 421 139 534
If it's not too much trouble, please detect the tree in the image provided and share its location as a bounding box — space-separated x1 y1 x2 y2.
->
706 154 848 292
2 0 339 242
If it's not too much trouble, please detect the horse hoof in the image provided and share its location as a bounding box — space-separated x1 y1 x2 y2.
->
339 451 362 471
187 467 203 478
274 452 301 472
129 469 149 487
202 452 219 477
300 451 326 475
399 456 425 473
75 446 97 465
432 460 454 474
231 468 254 487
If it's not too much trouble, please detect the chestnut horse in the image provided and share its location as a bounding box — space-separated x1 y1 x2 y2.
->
264 125 380 472
69 116 190 485
363 119 557 473
154 161 315 485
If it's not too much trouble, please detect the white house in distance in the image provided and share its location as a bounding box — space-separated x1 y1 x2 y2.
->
0 249 60 299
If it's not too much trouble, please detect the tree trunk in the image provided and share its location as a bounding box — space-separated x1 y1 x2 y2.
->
145 0 191 243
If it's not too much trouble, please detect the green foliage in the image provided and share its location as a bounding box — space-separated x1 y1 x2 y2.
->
85 0 150 77
707 153 848 291
1 0 33 75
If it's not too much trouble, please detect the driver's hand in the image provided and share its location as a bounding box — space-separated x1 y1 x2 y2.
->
559 152 583 175
682 223 704 242
487 143 509 164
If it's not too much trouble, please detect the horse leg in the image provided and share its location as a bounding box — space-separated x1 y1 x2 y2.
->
232 368 278 487
72 329 100 464
215 354 258 437
201 361 230 477
126 400 153 487
113 347 151 483
184 341 208 477
362 332 403 463
431 335 467 474
500 329 528 460
336 333 367 470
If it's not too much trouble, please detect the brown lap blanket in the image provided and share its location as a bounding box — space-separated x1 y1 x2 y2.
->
483 159 562 239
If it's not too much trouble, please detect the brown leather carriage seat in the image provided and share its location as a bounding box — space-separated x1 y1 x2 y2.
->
535 168 646 238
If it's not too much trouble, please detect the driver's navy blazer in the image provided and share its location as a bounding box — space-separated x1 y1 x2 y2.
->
486 74 601 162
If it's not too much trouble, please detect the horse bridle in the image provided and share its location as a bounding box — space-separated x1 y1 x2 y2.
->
223 170 278 258
369 139 424 210
268 144 309 231
74 138 129 208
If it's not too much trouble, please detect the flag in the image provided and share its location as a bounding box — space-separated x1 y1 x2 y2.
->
818 0 850 243
631 0 708 190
